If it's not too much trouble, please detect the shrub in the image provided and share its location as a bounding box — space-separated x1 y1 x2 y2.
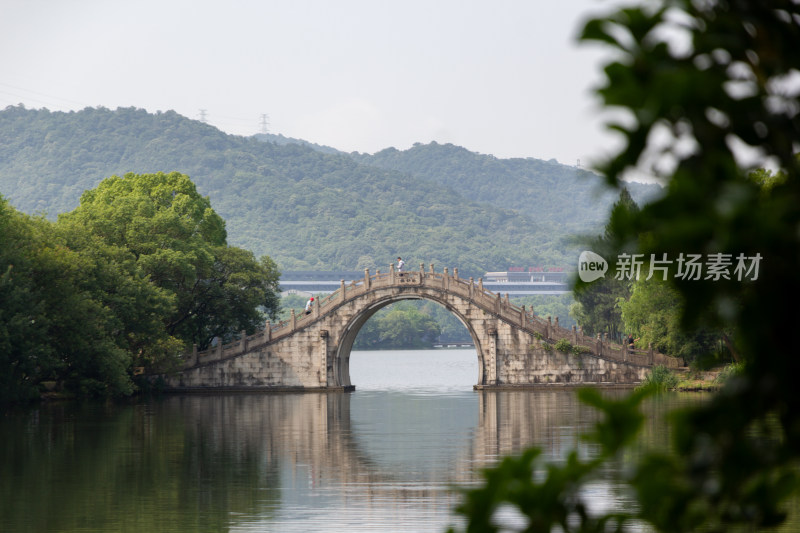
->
571 345 592 356
554 338 573 353
638 365 679 392
714 362 744 386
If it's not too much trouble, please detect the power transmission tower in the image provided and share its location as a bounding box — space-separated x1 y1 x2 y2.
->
199 109 207 123
260 114 270 134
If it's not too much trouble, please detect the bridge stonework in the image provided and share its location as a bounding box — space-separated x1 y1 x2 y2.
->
161 267 680 391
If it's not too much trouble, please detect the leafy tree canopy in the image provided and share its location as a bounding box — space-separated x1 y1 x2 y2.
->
570 188 639 341
1 171 282 403
0 195 164 401
58 172 280 350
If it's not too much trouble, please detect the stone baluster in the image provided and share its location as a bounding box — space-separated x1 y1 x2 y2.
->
390 263 395 284
495 293 501 313
478 277 484 294
314 297 320 318
265 320 271 341
240 330 247 353
340 280 346 303
443 267 449 290
469 277 474 299
453 267 459 280
547 316 552 339
364 268 370 290
290 309 296 330
572 325 578 344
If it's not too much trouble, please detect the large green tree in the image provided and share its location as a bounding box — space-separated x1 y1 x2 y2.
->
54 217 183 374
619 275 724 365
0 197 153 400
570 188 638 341
58 172 281 350
1 197 66 402
451 1 800 532
1 171 282 402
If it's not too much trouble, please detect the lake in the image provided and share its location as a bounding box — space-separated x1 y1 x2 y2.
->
0 349 731 532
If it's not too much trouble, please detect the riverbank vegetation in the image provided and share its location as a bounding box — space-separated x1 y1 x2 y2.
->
0 172 280 404
570 187 734 368
637 362 744 393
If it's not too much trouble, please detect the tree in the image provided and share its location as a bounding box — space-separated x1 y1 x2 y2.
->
58 172 280 350
170 248 281 349
0 197 61 402
619 275 724 365
0 197 146 400
54 217 183 375
451 1 800 531
1 172 280 402
570 188 638 341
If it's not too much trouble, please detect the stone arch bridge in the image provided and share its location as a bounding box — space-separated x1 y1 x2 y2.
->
162 266 681 391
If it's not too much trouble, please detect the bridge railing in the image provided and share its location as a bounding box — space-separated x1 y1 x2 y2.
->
421 266 680 369
185 265 681 370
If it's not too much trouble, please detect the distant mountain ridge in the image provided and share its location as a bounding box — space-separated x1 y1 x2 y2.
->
252 132 661 231
351 142 661 230
0 106 654 275
253 132 342 155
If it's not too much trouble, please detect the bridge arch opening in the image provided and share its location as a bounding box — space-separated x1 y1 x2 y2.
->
335 296 483 390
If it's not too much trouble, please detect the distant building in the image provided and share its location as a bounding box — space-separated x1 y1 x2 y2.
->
481 267 571 295
279 271 363 296
483 267 569 283
278 269 571 296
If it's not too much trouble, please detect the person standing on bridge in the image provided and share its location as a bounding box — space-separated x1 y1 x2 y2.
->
305 296 314 315
397 257 405 275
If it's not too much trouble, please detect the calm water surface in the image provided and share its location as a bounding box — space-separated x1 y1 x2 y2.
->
1 349 710 532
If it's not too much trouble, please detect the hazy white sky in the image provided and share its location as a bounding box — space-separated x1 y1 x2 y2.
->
1 0 621 166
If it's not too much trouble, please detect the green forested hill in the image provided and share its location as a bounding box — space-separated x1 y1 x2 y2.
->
351 142 662 230
0 105 590 276
253 133 662 231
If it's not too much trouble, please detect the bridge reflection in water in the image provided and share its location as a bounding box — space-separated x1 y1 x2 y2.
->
2 348 711 533
143 388 621 530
